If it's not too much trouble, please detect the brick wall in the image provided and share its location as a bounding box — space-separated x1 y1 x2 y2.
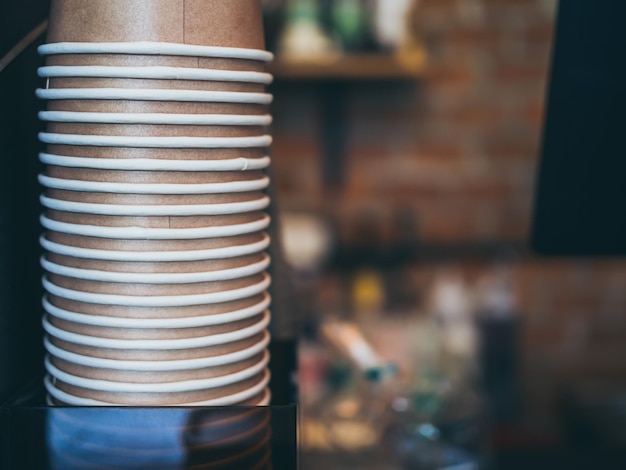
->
272 0 559 243
270 0 626 428
414 0 557 241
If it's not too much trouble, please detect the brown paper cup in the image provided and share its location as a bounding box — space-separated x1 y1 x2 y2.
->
42 254 270 301
45 330 270 370
50 351 266 383
45 122 265 139
45 189 265 205
46 231 266 251
49 332 267 361
48 387 269 407
47 0 265 50
44 145 267 161
45 210 269 230
46 252 266 274
45 54 267 73
45 100 268 118
47 312 265 340
47 292 268 319
47 272 266 296
51 369 268 405
44 167 267 185
47 76 265 93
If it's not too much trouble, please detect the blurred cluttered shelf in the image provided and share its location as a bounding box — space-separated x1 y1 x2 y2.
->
269 49 427 80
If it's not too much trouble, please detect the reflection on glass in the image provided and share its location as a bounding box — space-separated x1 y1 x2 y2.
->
184 408 272 469
46 407 272 470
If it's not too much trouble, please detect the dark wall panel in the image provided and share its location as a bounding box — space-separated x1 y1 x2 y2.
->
0 0 49 402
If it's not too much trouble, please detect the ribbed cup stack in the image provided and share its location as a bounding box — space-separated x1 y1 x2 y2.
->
38 0 274 406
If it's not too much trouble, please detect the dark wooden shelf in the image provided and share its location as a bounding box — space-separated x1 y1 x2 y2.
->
268 49 428 81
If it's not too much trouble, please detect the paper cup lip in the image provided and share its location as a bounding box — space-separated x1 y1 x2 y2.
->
42 293 271 328
36 88 273 104
42 275 271 309
40 234 271 262
38 131 272 149
42 311 270 350
39 111 273 126
40 213 271 240
44 331 270 371
39 153 271 172
41 253 270 285
38 42 274 63
40 194 270 216
44 369 271 406
45 350 269 392
38 174 270 195
42 273 271 307
39 65 273 84
40 233 270 262
47 350 269 392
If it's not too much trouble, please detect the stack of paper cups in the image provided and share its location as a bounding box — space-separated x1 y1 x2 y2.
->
37 0 274 406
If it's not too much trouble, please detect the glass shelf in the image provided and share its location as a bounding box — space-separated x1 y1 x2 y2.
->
1 379 298 470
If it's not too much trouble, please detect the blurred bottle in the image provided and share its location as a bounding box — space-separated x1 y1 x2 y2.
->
330 0 371 51
373 0 417 51
281 212 333 276
278 0 335 57
383 288 491 470
475 267 521 425
429 269 478 385
352 267 386 316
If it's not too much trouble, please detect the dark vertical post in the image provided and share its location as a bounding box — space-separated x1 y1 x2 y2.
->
320 81 348 187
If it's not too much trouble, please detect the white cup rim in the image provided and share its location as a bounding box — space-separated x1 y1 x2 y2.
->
42 292 271 328
39 111 273 126
38 173 270 195
40 194 270 216
44 368 271 406
42 310 270 349
36 88 273 105
45 350 269 392
39 152 271 172
44 331 270 371
39 65 273 84
42 273 271 307
40 213 271 240
41 253 270 284
38 131 273 149
38 42 274 62
40 233 270 262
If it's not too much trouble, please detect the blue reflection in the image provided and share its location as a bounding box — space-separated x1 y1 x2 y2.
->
47 408 189 470
46 407 273 470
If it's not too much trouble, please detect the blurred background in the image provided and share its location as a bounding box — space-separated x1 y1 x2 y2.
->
2 0 626 468
263 0 626 468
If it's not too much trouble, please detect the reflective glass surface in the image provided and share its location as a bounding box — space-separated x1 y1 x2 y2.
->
1 381 297 470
